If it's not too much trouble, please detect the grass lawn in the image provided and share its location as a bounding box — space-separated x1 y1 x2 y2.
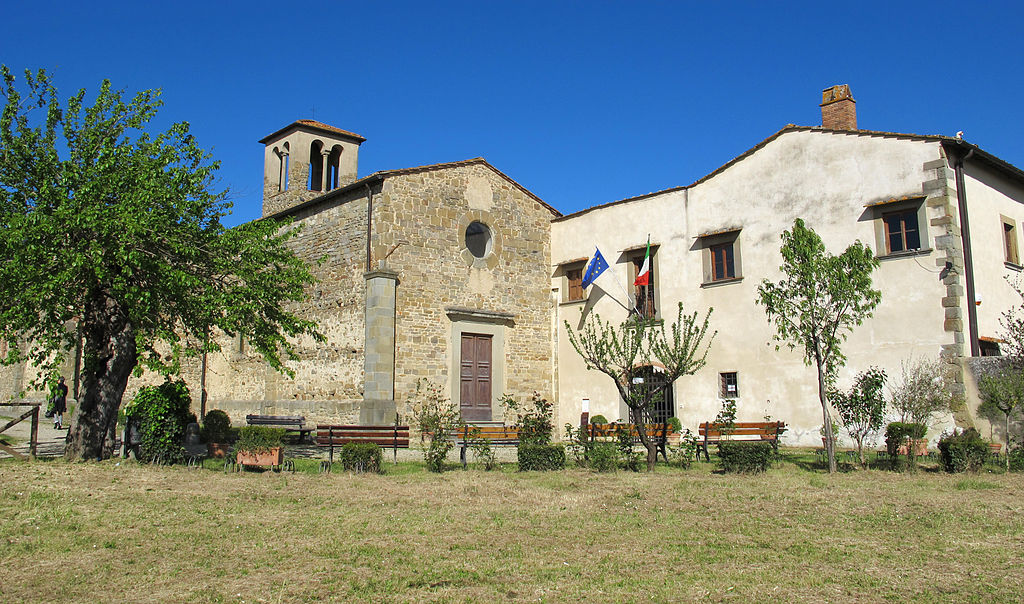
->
1 451 1021 603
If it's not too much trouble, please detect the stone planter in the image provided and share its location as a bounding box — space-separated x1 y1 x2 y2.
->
236 447 283 469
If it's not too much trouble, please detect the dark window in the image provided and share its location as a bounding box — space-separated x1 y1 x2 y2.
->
632 252 656 319
566 267 584 302
465 221 491 258
710 242 735 281
1004 220 1019 265
326 145 342 191
883 209 920 253
720 372 738 398
629 366 674 423
308 141 324 191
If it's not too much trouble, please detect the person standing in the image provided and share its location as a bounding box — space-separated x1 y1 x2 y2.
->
51 376 68 430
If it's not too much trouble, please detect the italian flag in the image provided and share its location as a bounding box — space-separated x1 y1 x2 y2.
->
633 237 651 286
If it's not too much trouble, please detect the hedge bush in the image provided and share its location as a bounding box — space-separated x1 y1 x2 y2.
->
589 442 618 472
937 428 988 473
122 380 193 464
518 444 566 471
235 426 285 454
201 409 232 443
1009 447 1024 473
885 421 927 471
716 441 774 474
340 442 383 474
589 415 609 425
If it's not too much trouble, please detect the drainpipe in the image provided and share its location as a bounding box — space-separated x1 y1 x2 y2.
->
953 145 979 357
365 182 374 271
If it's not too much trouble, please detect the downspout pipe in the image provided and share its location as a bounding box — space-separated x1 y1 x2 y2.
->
952 145 979 357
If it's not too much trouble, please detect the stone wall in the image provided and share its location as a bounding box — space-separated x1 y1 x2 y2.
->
373 163 556 422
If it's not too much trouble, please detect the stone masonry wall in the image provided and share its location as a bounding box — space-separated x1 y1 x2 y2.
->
372 163 556 422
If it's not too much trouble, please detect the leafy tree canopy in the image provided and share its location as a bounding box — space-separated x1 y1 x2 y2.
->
0 67 323 460
757 218 881 472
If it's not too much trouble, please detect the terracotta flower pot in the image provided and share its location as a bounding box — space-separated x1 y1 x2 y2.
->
207 443 230 458
896 439 928 457
236 447 283 468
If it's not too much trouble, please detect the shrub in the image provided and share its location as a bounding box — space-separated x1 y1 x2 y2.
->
666 416 682 433
468 428 499 470
1008 447 1024 473
235 426 285 454
339 442 383 474
122 379 193 464
885 421 927 471
425 437 453 473
616 425 643 472
672 428 700 469
504 392 554 445
406 379 461 473
589 414 609 425
716 441 774 474
201 409 232 443
518 444 566 471
563 423 592 467
589 442 619 473
937 428 988 473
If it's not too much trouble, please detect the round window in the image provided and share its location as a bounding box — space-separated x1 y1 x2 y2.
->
465 221 492 259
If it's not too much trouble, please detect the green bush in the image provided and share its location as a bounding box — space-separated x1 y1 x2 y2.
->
425 437 453 473
339 442 383 474
122 380 193 464
589 415 609 425
666 416 683 433
1008 447 1024 473
590 442 619 472
717 441 774 474
937 428 988 473
672 428 700 469
235 426 285 454
518 444 566 471
885 421 927 471
201 409 232 443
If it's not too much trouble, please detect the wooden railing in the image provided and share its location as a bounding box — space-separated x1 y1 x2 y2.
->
0 403 40 459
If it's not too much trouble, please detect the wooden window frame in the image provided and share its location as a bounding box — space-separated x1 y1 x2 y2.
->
564 263 585 303
882 209 920 254
710 241 735 282
720 372 739 399
1003 217 1020 266
629 250 657 319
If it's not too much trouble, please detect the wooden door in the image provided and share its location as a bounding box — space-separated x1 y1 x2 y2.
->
460 333 492 421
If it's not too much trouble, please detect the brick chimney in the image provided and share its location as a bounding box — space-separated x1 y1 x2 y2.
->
820 84 857 130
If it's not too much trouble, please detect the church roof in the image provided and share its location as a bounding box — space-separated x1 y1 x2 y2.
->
553 125 1024 223
258 120 366 144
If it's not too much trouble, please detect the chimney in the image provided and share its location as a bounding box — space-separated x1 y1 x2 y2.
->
820 84 857 130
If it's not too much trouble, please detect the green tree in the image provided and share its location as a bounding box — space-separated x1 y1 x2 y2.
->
565 302 715 471
0 67 322 461
889 356 959 427
828 367 887 468
756 218 881 473
977 368 1024 471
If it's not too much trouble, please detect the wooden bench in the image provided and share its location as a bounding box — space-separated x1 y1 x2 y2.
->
315 424 410 466
453 422 519 468
585 423 672 463
698 421 786 461
245 414 313 442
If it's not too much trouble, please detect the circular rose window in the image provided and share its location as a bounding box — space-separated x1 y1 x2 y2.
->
465 221 492 259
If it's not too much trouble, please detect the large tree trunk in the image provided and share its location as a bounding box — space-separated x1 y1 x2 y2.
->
65 295 137 461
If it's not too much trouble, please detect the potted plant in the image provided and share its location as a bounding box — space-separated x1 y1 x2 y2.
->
819 418 841 450
234 426 285 469
202 409 233 458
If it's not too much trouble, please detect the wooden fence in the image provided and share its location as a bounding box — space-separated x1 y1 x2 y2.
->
0 402 40 459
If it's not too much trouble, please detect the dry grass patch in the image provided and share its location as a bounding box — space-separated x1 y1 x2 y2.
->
0 459 1022 602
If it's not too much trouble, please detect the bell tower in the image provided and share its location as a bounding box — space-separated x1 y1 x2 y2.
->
259 120 366 217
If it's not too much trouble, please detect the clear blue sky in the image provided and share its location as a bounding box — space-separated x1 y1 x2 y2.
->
4 1 1022 226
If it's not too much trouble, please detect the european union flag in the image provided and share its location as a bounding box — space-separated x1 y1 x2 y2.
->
581 248 609 289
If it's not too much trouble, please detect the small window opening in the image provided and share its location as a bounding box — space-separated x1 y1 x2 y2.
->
1003 219 1019 265
308 140 324 191
465 221 492 258
720 372 739 399
883 209 920 253
326 145 342 191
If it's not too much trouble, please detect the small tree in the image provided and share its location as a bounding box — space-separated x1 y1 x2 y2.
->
757 218 881 473
565 302 715 471
889 357 960 427
977 368 1024 471
406 379 462 472
828 367 887 468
